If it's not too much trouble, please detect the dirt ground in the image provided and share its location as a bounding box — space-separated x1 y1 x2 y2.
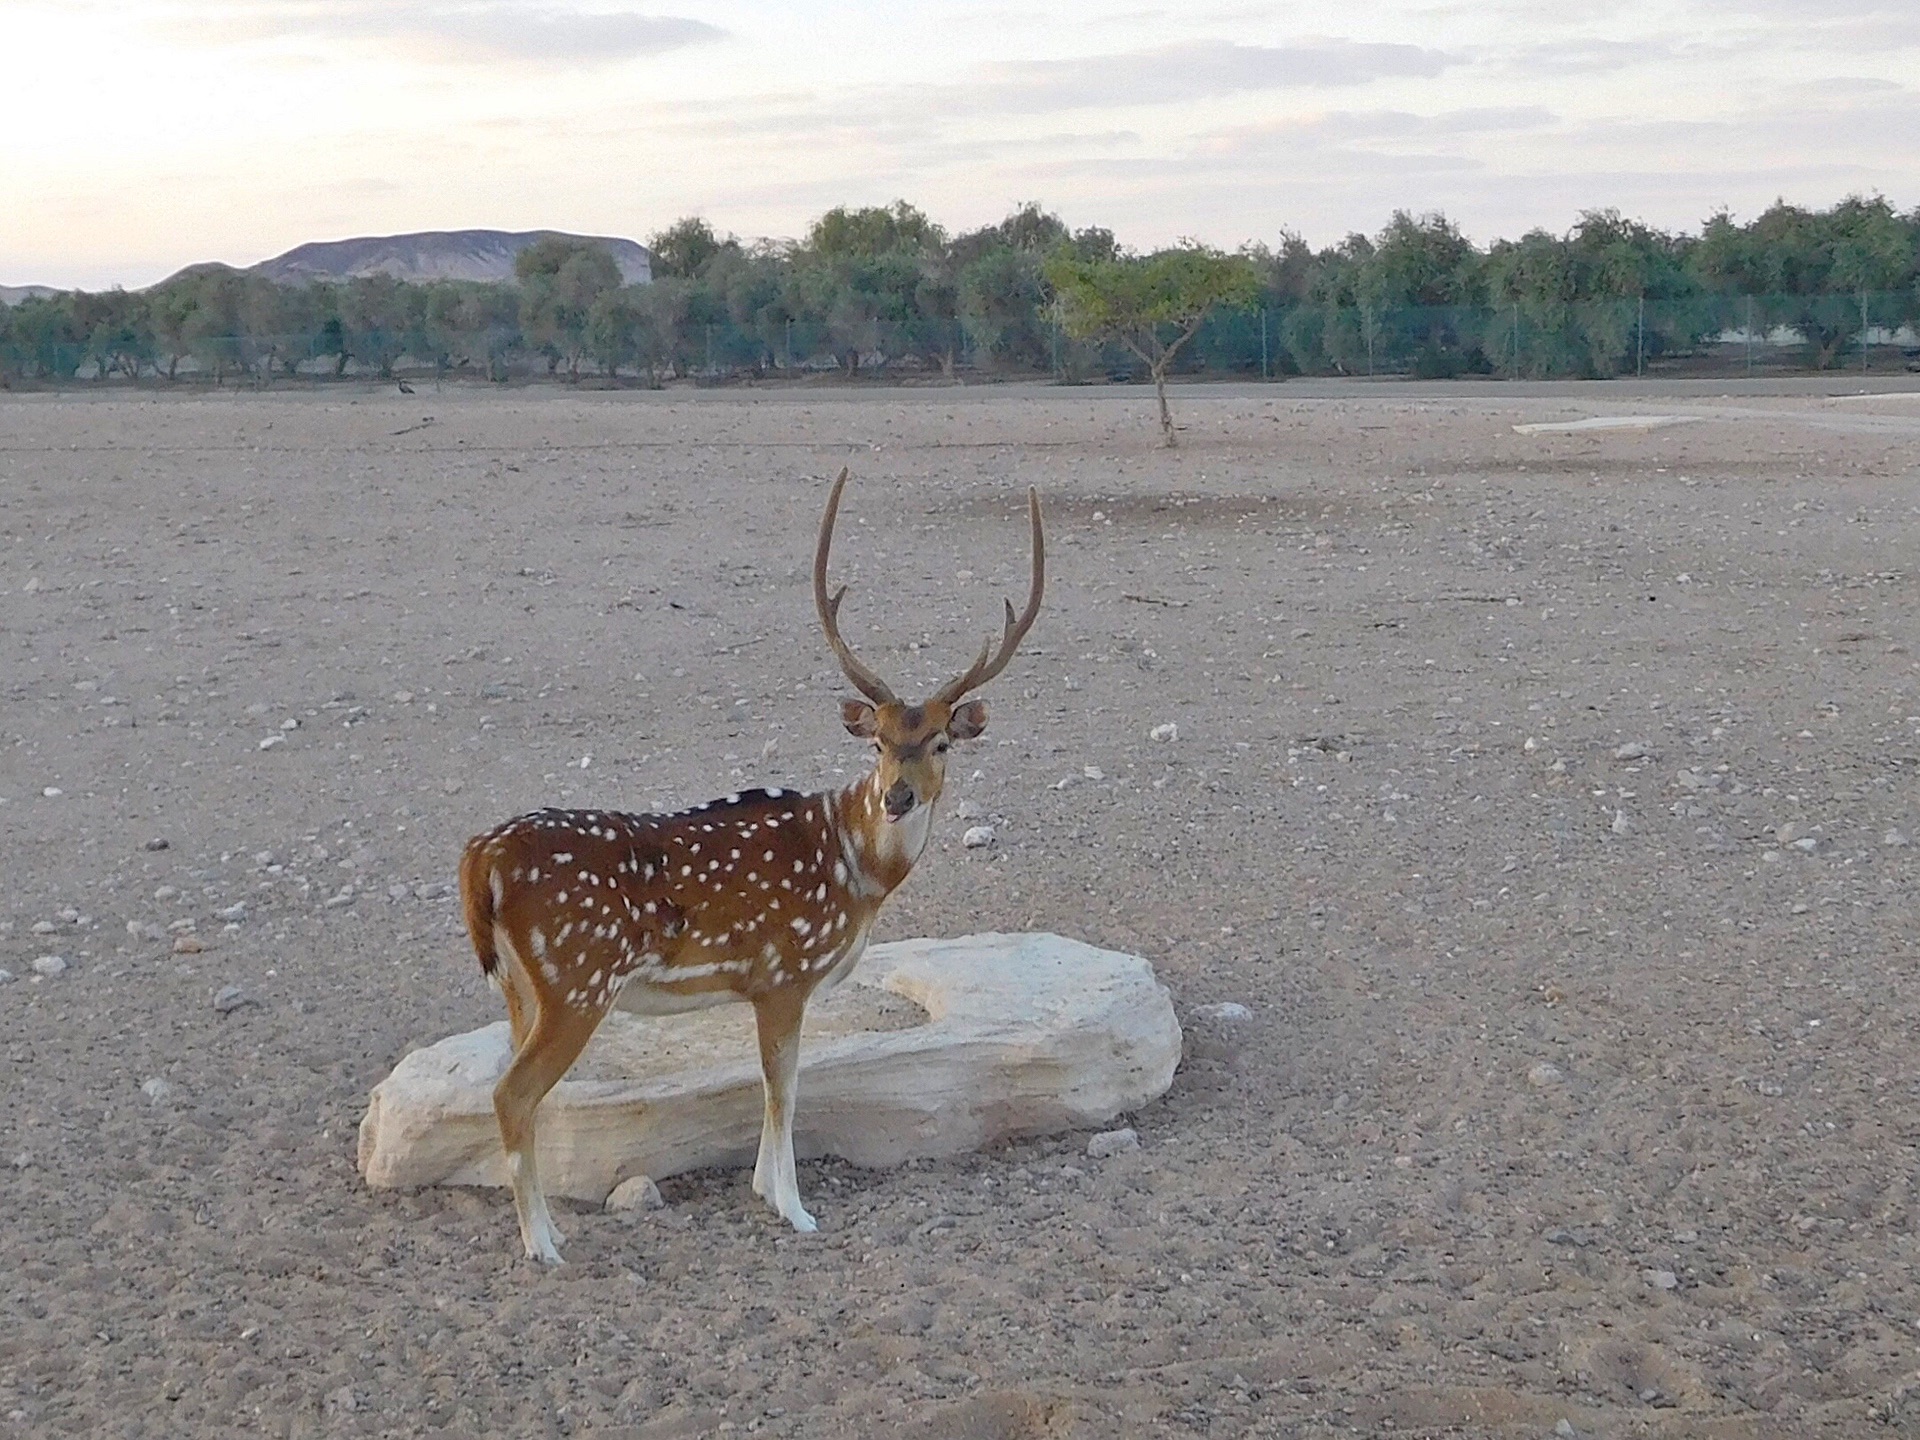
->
5 378 1920 1438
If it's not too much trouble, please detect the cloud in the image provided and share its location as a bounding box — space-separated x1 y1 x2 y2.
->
970 38 1460 113
170 2 725 64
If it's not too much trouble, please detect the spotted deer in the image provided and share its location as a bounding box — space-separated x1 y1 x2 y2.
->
459 469 1045 1263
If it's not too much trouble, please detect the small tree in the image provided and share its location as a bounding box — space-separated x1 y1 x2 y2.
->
1046 246 1259 445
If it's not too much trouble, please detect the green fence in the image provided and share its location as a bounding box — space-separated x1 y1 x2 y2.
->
4 292 1917 386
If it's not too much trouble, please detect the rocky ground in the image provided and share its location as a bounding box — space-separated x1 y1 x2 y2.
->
4 379 1920 1438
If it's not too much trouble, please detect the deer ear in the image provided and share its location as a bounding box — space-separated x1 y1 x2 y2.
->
842 700 880 738
948 699 988 741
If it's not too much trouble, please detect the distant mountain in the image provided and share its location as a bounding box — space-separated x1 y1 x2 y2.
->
0 284 60 306
248 229 652 287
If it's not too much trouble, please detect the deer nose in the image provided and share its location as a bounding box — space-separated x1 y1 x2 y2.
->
884 780 916 821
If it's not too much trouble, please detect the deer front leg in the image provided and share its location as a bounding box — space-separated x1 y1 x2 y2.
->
492 1003 603 1264
750 991 816 1233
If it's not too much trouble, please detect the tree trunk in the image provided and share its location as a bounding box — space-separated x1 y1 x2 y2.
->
1152 361 1176 447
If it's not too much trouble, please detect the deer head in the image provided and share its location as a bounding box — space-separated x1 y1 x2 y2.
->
813 468 1045 825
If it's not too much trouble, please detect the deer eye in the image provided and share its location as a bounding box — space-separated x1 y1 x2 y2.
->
935 739 950 755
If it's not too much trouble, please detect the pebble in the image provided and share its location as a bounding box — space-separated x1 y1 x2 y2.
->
1555 1422 1577 1438
413 881 453 901
127 921 164 941
1082 766 1105 781
955 801 983 821
32 956 68 978
212 984 254 1014
1527 1061 1563 1087
172 935 204 955
10 1152 30 1170
31 920 57 935
1885 828 1909 847
605 1175 666 1212
1087 1127 1140 1158
140 1078 174 1103
325 1385 357 1416
1149 723 1179 742
143 838 169 851
154 885 179 902
257 734 286 751
42 786 62 798
387 883 412 901
1197 1001 1253 1022
1612 742 1650 760
962 825 996 849
1643 1268 1679 1290
0 969 12 984
1610 809 1632 835
215 903 247 922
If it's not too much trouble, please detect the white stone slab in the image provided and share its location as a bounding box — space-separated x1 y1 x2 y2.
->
1512 415 1699 434
357 932 1182 1203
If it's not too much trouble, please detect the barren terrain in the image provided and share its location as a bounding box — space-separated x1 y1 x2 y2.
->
5 379 1920 1437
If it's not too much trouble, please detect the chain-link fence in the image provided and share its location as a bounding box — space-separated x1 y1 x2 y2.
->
5 293 1917 386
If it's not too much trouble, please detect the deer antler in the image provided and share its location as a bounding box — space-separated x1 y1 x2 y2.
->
813 469 900 707
932 487 1045 706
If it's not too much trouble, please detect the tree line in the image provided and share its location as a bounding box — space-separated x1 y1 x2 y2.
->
4 195 1918 390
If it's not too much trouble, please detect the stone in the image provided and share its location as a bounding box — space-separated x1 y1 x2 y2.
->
358 932 1183 1203
172 935 204 955
215 903 247 922
1612 742 1650 760
0 969 13 984
1150 723 1179 742
144 838 170 852
1643 1268 1679 1290
605 1175 665 1212
1885 828 1909 848
1087 1127 1140 1158
1196 1001 1253 1022
1527 1061 1563 1087
212 984 254 1014
961 825 996 849
31 956 68 978
141 1078 174 1103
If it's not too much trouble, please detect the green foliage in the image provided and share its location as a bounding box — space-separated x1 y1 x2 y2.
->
7 192 1917 389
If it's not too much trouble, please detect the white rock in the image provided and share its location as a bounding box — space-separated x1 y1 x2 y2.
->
41 786 62 798
955 801 983 821
141 1078 174 1103
1612 742 1650 760
962 825 996 849
154 885 179 902
604 1175 665 1212
32 955 68 978
1082 766 1105 781
212 984 253 1014
258 734 285 751
30 920 56 936
1150 723 1179 742
1197 1002 1253 1023
359 933 1183 1203
1610 809 1632 835
1087 1127 1140 1158
215 902 247 922
0 969 13 984
1527 1061 1563 1087
1884 828 1910 848
1643 1268 1679 1290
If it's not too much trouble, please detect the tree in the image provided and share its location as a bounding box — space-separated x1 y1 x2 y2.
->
648 216 734 279
515 237 621 379
1045 246 1260 445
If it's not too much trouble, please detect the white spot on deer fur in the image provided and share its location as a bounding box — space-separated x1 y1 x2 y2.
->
791 917 812 935
553 852 572 865
763 851 775 862
489 868 504 907
529 927 547 958
833 860 848 884
556 889 569 904
681 866 692 877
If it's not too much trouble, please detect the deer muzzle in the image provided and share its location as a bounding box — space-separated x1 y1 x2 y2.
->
883 780 917 821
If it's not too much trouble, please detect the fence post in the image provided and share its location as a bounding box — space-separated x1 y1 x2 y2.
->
1861 292 1870 374
1636 295 1645 378
785 317 793 371
1260 308 1269 381
1746 297 1754 376
1363 303 1374 377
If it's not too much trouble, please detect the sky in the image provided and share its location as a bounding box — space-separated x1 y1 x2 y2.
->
6 0 1920 289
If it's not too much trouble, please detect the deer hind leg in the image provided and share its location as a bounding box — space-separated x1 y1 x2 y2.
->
750 991 816 1233
492 999 604 1264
